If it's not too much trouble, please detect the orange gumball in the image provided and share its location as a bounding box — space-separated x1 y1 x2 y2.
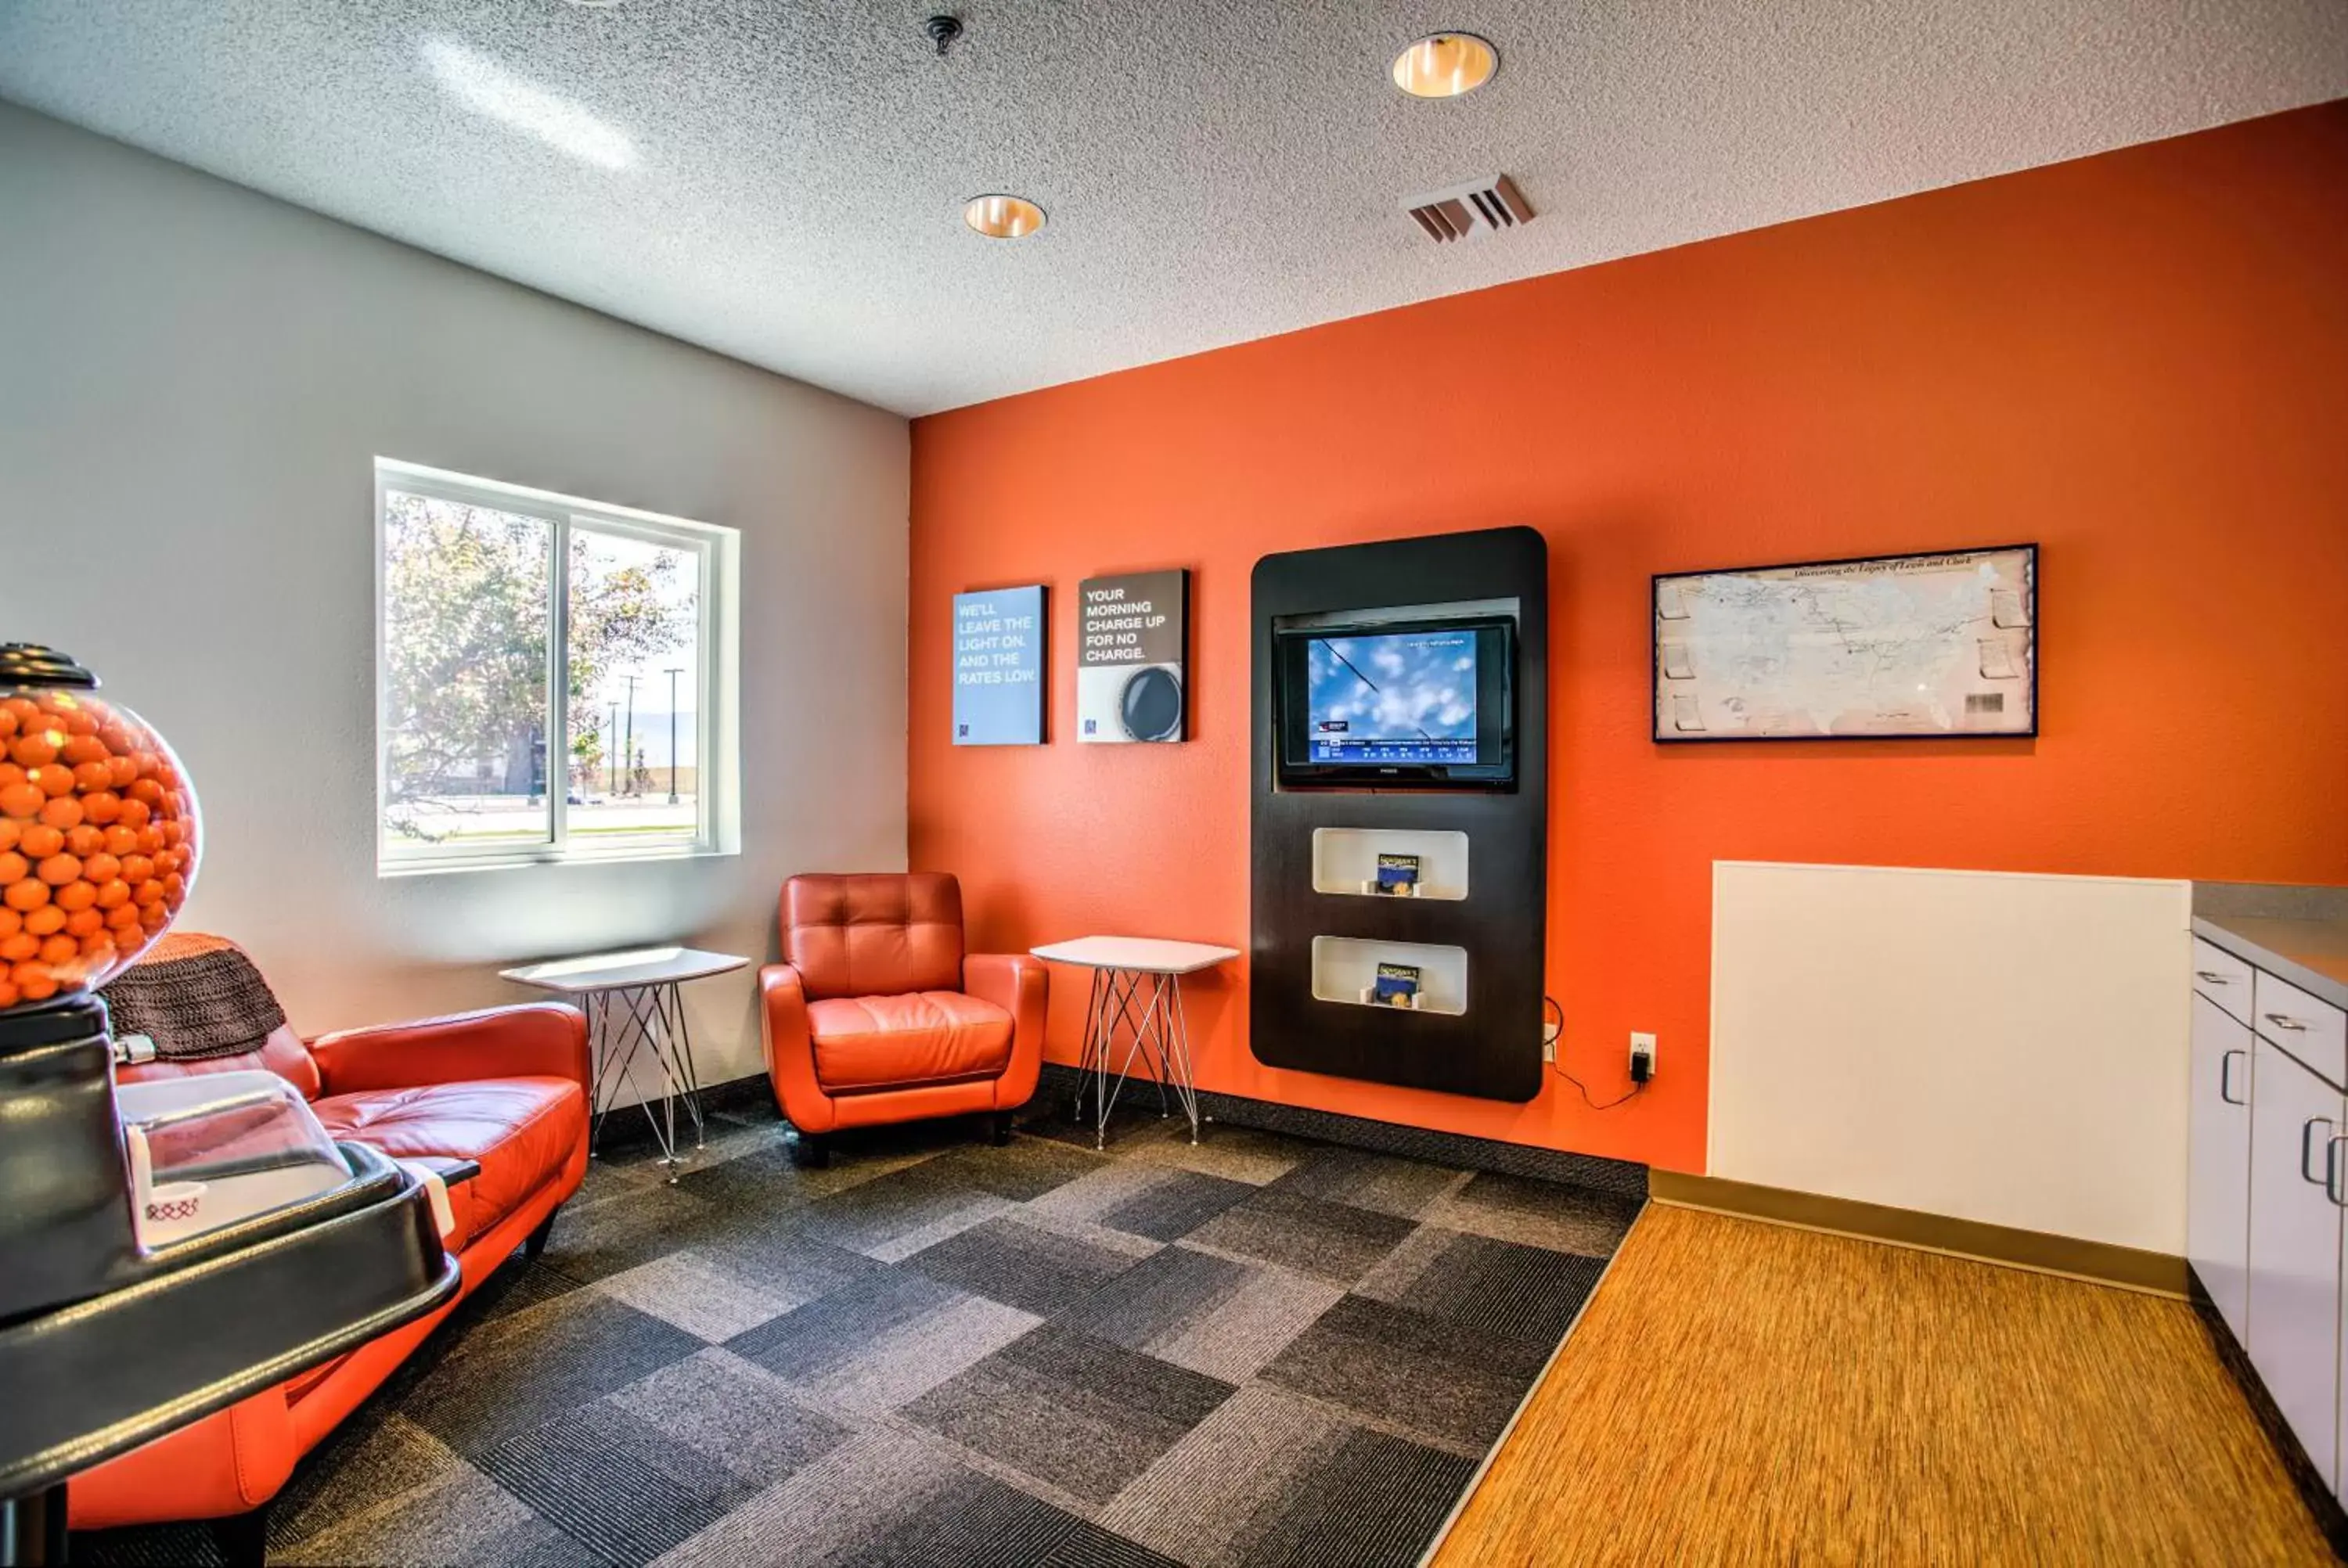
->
0 981 17 1009
81 790 121 825
82 854 121 885
0 709 14 741
0 851 22 886
127 779 163 808
106 754 137 789
81 933 116 962
0 933 35 963
63 825 101 858
38 933 77 966
72 761 111 793
18 825 63 861
9 731 60 768
102 825 138 856
31 765 74 799
64 908 103 938
0 906 16 938
37 854 81 887
60 734 107 766
0 821 15 854
105 903 141 933
93 879 130 910
38 795 82 831
121 854 153 885
54 879 96 913
116 798 149 829
23 904 65 937
13 962 58 1002
139 905 167 933
5 879 50 913
134 879 165 908
0 782 40 820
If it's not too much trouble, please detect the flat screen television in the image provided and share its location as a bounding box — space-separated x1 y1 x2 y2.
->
1273 616 1515 787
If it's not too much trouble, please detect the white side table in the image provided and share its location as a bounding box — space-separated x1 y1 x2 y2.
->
500 946 746 1182
1030 937 1239 1149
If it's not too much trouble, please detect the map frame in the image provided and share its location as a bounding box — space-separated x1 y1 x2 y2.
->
1651 543 2038 743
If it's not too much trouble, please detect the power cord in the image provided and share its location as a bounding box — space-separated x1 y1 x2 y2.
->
1544 995 1646 1111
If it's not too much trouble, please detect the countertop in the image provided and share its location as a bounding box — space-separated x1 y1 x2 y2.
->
2193 913 2348 1013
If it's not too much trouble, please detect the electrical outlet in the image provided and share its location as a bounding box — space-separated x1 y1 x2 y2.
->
1630 1031 1658 1078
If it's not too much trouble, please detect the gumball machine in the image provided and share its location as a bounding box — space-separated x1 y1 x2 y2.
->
0 646 457 1566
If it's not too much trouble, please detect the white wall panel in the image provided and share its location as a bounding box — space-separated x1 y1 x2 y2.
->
1711 861 2191 1253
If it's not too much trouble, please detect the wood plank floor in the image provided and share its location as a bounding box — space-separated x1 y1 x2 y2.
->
1434 1203 2333 1566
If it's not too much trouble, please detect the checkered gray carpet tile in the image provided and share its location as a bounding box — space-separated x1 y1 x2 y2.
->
74 1099 1641 1568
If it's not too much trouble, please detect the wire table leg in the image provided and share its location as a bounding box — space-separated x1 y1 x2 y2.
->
1075 966 1105 1120
581 982 709 1183
1165 973 1201 1142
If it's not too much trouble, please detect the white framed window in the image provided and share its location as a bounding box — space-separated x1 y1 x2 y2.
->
374 458 739 875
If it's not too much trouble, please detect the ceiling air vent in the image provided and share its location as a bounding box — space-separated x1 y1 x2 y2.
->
1404 174 1534 243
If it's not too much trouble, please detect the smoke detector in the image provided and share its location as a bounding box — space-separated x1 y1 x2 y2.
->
1404 174 1534 243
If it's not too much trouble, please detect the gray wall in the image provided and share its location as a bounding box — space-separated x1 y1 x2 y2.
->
0 102 911 1091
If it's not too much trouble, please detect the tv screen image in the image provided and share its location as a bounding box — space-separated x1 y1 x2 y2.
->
1305 631 1481 766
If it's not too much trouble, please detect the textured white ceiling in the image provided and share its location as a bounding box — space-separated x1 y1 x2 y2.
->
3 2 2344 415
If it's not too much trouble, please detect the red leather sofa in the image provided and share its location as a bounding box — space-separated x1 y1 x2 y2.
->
67 940 589 1535
761 872 1046 1165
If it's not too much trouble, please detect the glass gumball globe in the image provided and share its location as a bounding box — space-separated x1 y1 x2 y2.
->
0 645 200 1010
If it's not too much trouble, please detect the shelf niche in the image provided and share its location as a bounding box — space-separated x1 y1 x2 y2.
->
1309 937 1468 1016
1310 827 1469 901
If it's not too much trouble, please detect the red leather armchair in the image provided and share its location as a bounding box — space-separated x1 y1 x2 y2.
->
762 872 1046 1166
66 940 589 1537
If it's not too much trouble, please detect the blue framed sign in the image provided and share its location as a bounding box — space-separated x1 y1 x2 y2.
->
953 585 1046 746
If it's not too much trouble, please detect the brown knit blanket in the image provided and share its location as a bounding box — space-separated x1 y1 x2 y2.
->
100 933 290 1062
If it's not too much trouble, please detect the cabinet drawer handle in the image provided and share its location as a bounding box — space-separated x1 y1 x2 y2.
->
2304 1117 2337 1185
2220 1048 2248 1106
2329 1133 2348 1208
2267 1013 2311 1034
2196 971 2235 985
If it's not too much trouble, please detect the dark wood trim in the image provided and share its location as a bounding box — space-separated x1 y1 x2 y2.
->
1650 1171 2184 1296
1035 1061 1647 1197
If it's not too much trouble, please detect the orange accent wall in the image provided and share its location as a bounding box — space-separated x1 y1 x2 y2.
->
908 103 2348 1174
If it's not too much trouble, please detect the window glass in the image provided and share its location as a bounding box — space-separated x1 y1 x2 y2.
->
379 490 554 858
565 524 703 842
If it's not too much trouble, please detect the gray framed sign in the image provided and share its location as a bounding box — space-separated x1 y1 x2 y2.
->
1654 544 2036 741
1077 569 1189 743
952 584 1046 745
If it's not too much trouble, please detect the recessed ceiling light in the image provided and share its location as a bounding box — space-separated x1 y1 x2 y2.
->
964 194 1045 239
1391 33 1498 99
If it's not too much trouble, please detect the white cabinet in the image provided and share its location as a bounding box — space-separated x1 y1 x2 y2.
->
2188 993 2254 1337
2193 936 2255 1024
2191 928 2348 1502
2246 1034 2345 1488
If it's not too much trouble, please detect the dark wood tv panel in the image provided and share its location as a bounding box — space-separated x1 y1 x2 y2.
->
1248 526 1549 1102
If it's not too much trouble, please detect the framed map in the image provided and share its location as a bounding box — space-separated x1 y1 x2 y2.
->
1653 545 2036 742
